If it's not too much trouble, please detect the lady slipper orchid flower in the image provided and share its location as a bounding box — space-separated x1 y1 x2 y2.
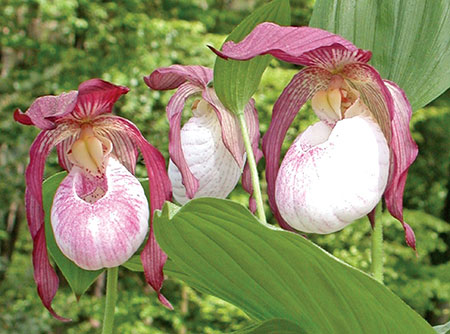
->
144 65 261 210
212 23 418 249
14 79 172 320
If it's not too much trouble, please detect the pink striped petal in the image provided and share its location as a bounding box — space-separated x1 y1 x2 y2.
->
241 99 263 213
72 79 129 119
202 87 245 168
211 22 358 66
14 91 78 130
144 65 213 90
262 67 332 231
25 128 75 320
341 63 392 142
57 135 77 171
95 126 139 174
275 116 390 233
164 83 203 199
294 44 371 68
99 116 173 308
383 80 418 250
168 100 242 204
51 158 149 270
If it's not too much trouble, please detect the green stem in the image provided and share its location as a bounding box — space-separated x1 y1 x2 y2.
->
102 267 119 334
371 208 384 283
237 112 267 224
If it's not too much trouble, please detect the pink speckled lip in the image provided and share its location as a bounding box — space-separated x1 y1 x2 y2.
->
51 158 149 270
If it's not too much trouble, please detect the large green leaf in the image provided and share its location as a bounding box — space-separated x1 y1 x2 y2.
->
232 319 306 334
213 0 290 114
43 172 104 299
310 0 450 110
154 198 435 333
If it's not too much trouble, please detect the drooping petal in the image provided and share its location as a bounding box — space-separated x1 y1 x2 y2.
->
98 116 173 308
14 91 78 130
241 99 263 213
275 116 390 233
342 63 393 142
164 82 203 199
383 80 418 249
144 65 213 90
262 67 332 231
168 100 242 204
210 22 358 66
51 158 149 269
202 87 245 168
72 79 129 119
25 128 75 321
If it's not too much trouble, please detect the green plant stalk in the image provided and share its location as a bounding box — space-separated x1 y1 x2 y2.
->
237 111 266 224
371 209 384 283
102 267 119 334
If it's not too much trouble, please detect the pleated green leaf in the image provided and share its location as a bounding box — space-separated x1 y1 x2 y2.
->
213 0 290 114
310 0 450 110
43 172 104 299
154 198 435 333
232 319 306 334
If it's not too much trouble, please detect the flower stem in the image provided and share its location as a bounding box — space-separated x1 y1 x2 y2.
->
102 267 119 334
371 207 384 283
237 112 266 224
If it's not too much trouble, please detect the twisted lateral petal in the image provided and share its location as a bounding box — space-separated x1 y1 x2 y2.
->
72 79 129 119
383 80 418 249
169 100 242 204
211 22 358 66
262 67 332 231
51 158 149 270
101 116 173 309
14 91 78 130
202 87 245 168
144 65 213 90
26 128 75 321
276 116 390 233
165 83 203 198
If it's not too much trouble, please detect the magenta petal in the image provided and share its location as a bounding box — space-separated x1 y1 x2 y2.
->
212 22 358 66
103 116 173 307
296 44 372 68
15 91 78 130
73 79 129 119
14 108 34 125
262 67 331 231
144 65 213 90
51 159 149 269
383 80 418 249
166 83 204 198
32 226 70 321
26 129 72 320
96 127 139 174
241 99 263 213
341 63 393 141
202 87 245 168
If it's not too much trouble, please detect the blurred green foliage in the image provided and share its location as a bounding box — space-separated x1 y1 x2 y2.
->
0 0 448 333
